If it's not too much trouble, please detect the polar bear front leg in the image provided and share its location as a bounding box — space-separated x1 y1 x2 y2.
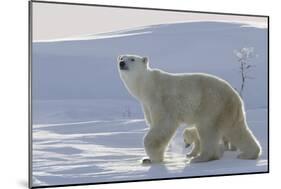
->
186 138 201 158
142 121 177 164
191 126 223 163
142 104 152 126
183 128 201 158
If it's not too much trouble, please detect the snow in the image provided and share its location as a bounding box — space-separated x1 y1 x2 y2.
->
32 21 268 187
32 103 267 186
32 21 268 108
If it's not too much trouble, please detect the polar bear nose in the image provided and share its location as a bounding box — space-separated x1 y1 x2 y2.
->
119 61 126 69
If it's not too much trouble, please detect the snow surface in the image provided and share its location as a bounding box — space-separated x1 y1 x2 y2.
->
32 21 268 187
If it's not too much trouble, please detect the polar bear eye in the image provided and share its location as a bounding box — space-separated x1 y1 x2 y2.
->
131 58 135 62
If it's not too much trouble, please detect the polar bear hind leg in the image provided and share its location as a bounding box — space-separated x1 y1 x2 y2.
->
223 136 237 151
225 119 261 159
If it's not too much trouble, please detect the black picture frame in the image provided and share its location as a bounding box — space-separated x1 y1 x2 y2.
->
28 1 269 188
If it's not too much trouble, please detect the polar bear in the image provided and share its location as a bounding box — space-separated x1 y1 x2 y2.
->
117 54 261 163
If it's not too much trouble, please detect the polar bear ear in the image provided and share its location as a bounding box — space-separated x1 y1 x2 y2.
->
142 57 148 65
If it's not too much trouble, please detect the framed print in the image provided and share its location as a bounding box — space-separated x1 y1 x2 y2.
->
29 1 269 188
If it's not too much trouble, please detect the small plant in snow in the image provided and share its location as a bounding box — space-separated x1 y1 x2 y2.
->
234 47 256 98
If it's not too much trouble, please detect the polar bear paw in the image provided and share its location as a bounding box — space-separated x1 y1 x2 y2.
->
237 152 259 160
190 155 211 163
190 152 222 163
186 152 198 158
142 158 152 164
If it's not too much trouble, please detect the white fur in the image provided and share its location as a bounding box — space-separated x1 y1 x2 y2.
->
183 128 226 159
183 128 201 157
118 54 262 163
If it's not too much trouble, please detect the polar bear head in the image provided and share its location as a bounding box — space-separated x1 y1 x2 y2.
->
117 54 149 98
117 54 148 74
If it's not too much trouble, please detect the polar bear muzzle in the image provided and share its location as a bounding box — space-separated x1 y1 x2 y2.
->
119 61 129 70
